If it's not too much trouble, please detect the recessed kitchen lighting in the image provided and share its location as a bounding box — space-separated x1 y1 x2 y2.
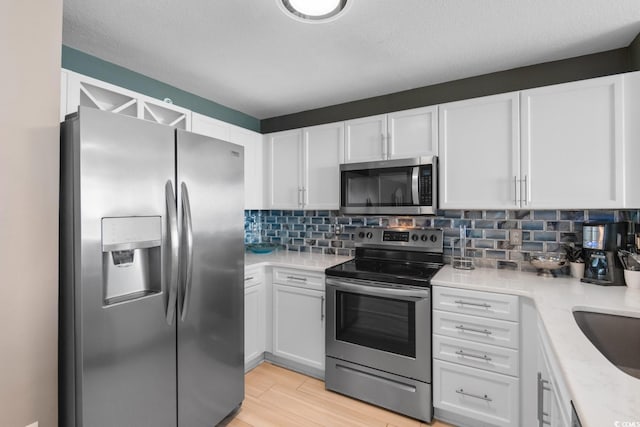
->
279 0 350 23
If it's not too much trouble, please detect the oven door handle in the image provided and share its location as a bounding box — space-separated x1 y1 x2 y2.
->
326 277 430 300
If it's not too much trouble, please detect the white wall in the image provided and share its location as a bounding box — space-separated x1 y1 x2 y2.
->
0 1 63 426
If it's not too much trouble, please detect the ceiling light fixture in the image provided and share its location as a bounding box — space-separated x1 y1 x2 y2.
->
279 0 350 23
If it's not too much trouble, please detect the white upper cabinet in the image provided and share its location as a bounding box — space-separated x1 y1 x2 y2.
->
521 75 624 209
267 122 343 210
439 92 520 210
64 70 191 130
344 106 438 163
267 129 303 209
387 106 438 159
624 71 640 208
303 122 344 210
192 112 265 210
344 114 387 163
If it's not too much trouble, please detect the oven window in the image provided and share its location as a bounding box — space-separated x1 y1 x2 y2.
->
336 290 416 357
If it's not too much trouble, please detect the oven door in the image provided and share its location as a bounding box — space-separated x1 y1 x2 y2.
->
326 277 431 382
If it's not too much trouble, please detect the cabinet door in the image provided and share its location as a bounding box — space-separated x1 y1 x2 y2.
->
272 284 325 370
521 75 623 209
388 106 438 159
303 122 344 210
344 114 387 163
229 126 264 210
267 130 303 209
439 92 520 209
244 283 265 366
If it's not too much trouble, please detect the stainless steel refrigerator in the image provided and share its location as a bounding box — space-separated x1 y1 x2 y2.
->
59 106 245 427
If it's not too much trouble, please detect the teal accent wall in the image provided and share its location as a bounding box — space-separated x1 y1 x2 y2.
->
61 45 260 132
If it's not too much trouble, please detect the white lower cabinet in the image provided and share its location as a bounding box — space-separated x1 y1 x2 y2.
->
272 283 325 371
244 266 265 370
433 286 521 427
433 359 519 427
268 267 326 376
536 318 571 427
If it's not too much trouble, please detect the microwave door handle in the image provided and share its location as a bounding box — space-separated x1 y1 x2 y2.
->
411 166 420 205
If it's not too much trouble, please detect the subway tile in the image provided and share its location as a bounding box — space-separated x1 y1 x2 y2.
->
510 210 531 220
522 242 544 252
397 217 414 227
521 221 544 231
546 221 571 232
497 261 518 270
311 247 323 254
337 217 351 224
485 210 507 220
434 219 452 228
474 240 496 249
468 229 484 239
533 231 557 242
474 220 495 229
464 210 483 219
587 210 615 222
317 210 331 217
498 220 518 230
317 224 331 232
311 232 324 239
484 230 507 240
318 240 330 247
560 210 585 221
533 210 558 220
293 210 305 216
337 248 352 256
351 218 365 226
485 250 506 259
443 210 463 218
366 217 382 226
453 219 473 228
331 240 343 248
325 248 336 255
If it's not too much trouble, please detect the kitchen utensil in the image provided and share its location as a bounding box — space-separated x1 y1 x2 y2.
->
246 243 280 254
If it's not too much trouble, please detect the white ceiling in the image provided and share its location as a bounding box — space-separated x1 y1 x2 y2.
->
62 0 640 120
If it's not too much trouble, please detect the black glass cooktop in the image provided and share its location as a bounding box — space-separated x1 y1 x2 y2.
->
326 258 442 288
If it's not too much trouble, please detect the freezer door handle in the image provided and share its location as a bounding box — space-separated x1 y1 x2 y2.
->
179 182 194 321
165 180 179 325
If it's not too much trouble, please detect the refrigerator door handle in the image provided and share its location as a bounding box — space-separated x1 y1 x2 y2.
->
180 182 194 321
165 180 180 325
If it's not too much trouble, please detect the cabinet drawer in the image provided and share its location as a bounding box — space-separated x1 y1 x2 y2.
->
433 310 519 349
433 335 519 377
433 286 519 322
272 267 324 290
433 360 519 427
244 266 264 289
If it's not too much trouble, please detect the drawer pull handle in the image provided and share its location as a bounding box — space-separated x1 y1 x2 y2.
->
455 388 493 402
455 325 493 335
454 300 491 308
287 275 308 282
244 276 254 281
455 350 492 361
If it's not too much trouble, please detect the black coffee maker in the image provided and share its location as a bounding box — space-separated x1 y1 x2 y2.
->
581 222 628 286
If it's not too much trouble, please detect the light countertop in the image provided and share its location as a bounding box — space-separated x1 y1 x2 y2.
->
245 249 352 272
432 265 640 427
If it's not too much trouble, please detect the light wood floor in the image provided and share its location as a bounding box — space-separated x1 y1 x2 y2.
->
222 362 454 427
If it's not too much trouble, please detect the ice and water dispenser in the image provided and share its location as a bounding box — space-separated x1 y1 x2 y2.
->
101 216 162 305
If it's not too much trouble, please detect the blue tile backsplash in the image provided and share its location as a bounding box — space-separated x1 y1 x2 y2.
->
245 209 640 271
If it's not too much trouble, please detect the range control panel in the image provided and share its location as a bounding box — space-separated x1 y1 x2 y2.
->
354 227 443 252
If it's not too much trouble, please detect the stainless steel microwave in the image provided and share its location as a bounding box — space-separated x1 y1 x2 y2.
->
340 156 438 215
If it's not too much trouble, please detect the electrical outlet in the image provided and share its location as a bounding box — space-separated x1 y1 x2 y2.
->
509 229 522 246
26 422 38 427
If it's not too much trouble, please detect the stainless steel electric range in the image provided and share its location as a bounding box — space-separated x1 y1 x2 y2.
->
324 226 444 422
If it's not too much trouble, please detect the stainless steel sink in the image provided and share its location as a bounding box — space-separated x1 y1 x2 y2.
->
573 310 640 379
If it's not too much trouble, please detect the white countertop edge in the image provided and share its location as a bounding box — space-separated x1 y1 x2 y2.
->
245 249 352 272
432 264 640 427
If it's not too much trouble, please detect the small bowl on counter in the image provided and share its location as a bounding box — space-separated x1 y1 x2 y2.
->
245 243 281 254
530 253 568 277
